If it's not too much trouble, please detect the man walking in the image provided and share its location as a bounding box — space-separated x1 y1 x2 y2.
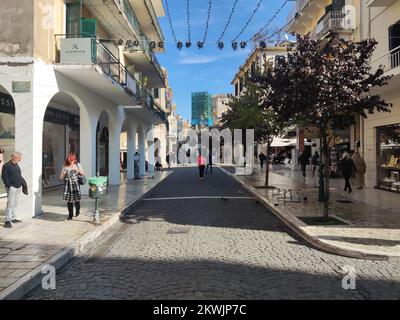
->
258 152 266 170
1 152 23 228
205 151 213 175
298 151 309 178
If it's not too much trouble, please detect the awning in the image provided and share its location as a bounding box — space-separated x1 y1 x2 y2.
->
270 137 312 147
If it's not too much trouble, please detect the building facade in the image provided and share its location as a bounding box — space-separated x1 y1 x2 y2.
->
360 0 400 193
191 92 213 127
286 0 362 158
231 45 288 97
211 94 229 126
0 0 169 218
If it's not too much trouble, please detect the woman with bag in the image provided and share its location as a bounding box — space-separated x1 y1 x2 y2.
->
60 152 85 220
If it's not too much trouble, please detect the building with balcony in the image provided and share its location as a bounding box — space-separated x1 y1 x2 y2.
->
286 0 360 41
231 45 288 97
285 0 362 164
0 0 170 218
360 0 400 193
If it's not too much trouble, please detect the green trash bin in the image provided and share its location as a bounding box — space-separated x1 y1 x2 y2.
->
88 176 108 199
88 176 108 223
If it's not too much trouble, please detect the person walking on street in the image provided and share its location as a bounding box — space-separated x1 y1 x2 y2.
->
258 152 266 170
0 147 4 176
60 152 84 221
197 152 206 181
298 151 309 178
166 154 170 169
352 151 367 189
1 152 24 228
311 151 320 177
341 152 357 193
205 151 213 175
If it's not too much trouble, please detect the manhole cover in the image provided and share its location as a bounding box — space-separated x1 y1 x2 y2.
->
166 227 189 235
336 200 354 204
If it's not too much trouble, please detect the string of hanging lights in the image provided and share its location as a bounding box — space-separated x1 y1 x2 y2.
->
217 0 240 45
186 0 192 48
164 0 178 44
123 0 295 51
247 0 290 43
198 0 213 49
231 0 264 43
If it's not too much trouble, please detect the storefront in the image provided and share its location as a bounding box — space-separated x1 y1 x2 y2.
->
0 92 15 197
42 107 80 188
376 123 400 193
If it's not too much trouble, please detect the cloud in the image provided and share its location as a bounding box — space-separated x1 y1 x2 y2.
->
177 48 251 65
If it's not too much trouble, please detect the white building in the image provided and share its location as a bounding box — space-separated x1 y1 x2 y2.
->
212 94 229 126
0 0 169 218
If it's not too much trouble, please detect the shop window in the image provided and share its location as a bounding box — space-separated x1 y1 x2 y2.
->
0 92 15 196
377 124 400 193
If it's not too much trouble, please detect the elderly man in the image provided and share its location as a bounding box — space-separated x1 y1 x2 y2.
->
1 152 23 228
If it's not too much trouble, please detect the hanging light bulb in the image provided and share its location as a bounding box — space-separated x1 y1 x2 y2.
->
133 40 140 47
125 40 132 48
158 41 164 48
150 41 156 49
197 41 204 49
240 41 247 49
117 39 123 46
177 41 183 49
231 42 238 50
218 41 224 49
186 41 192 48
260 41 266 48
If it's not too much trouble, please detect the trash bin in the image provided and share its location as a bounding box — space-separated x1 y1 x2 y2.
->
88 176 107 199
88 176 108 223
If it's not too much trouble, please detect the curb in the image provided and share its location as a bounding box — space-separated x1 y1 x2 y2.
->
0 172 172 300
219 166 398 262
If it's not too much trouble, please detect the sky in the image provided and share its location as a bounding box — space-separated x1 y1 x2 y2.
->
156 0 294 121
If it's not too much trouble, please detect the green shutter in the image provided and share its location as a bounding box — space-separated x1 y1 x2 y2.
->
81 18 97 37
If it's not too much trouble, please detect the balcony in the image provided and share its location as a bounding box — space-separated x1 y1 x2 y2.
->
124 38 166 89
83 0 142 40
286 0 328 34
366 0 397 7
372 45 400 76
54 34 141 106
128 0 165 48
314 11 353 39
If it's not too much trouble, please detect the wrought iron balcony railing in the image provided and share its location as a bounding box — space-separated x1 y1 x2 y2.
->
55 34 141 100
142 88 168 123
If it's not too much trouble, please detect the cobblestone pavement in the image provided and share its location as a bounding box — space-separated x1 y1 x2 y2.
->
25 168 400 300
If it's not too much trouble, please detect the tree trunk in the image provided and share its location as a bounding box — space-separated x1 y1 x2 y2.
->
265 143 270 187
322 135 330 221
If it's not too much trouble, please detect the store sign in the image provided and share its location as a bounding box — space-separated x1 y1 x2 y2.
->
0 92 14 110
60 38 92 64
12 81 31 93
44 107 68 125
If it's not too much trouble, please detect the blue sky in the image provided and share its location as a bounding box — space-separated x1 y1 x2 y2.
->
156 0 294 121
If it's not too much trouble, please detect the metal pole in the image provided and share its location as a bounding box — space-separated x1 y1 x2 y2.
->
94 198 100 224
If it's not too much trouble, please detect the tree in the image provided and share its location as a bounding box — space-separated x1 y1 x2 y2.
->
220 78 285 187
254 34 392 220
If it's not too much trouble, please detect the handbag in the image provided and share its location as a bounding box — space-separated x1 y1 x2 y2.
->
77 163 86 185
21 177 28 195
78 175 86 185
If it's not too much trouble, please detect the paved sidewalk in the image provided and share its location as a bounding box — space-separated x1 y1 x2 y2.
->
222 164 400 260
0 171 171 299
